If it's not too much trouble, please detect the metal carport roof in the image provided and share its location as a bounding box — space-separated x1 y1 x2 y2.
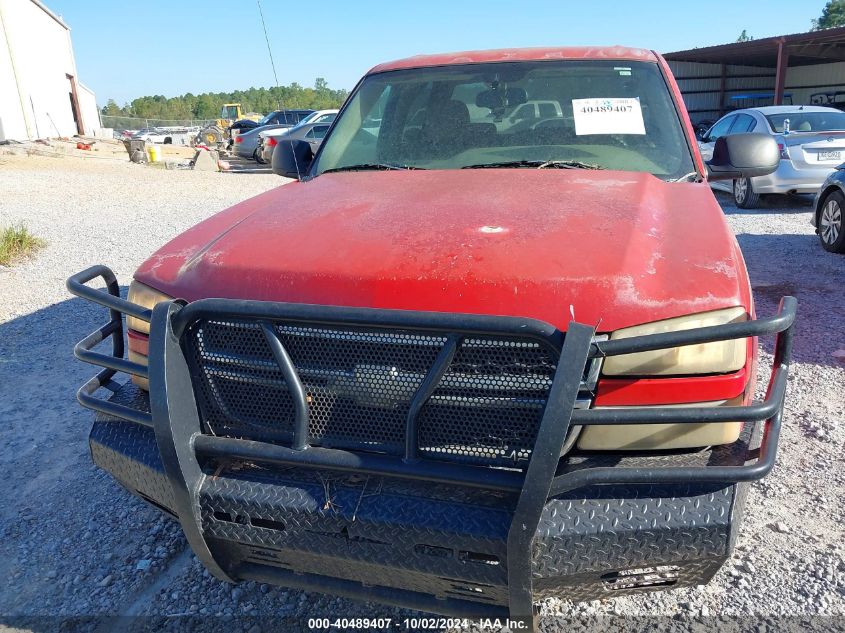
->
665 26 845 67
665 27 845 105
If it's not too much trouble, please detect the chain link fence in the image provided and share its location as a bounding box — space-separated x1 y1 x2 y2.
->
101 115 214 131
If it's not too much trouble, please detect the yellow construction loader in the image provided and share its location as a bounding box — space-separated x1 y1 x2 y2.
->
197 104 263 147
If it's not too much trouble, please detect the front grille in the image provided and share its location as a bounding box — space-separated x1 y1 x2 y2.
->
417 338 553 465
184 318 595 467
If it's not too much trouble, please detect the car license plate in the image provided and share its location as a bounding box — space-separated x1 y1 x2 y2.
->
818 151 841 161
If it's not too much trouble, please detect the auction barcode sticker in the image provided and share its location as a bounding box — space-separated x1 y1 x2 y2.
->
572 97 646 135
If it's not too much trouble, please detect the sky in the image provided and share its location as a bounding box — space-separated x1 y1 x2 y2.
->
48 0 829 107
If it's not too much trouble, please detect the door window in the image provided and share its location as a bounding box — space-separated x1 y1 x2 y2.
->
538 102 560 118
730 113 756 133
306 125 330 140
706 115 735 142
510 103 535 122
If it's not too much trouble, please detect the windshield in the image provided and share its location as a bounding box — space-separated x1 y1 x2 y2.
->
314 60 695 179
289 111 326 131
293 112 319 127
766 111 845 133
258 111 278 126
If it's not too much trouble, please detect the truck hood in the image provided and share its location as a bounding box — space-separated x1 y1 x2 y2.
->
135 170 750 331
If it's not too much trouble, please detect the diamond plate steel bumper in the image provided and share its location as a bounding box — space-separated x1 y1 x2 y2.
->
70 265 796 629
91 397 751 606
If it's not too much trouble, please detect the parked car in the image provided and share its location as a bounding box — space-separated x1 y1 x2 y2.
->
258 119 335 165
698 105 845 208
230 109 315 133
499 99 564 132
255 110 338 163
68 46 794 626
693 118 715 140
229 119 261 134
132 126 200 146
233 123 292 160
296 109 339 126
129 127 155 138
812 165 845 252
263 122 332 166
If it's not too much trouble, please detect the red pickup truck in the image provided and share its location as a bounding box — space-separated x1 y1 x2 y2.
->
69 46 795 628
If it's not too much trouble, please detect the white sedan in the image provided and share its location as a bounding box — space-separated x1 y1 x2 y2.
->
698 105 845 208
132 126 200 146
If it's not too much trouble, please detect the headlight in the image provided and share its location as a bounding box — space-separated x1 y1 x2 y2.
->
126 280 173 390
577 396 744 451
126 280 173 335
602 307 747 376
578 307 749 451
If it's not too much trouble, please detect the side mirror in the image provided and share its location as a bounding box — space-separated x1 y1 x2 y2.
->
271 138 313 178
706 133 779 181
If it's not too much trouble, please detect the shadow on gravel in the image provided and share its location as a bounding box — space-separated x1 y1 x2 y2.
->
715 191 815 215
222 153 274 175
735 232 845 369
0 291 189 628
0 293 424 630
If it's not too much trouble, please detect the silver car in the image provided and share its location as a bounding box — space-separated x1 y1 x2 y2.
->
233 123 292 160
698 105 845 208
257 121 333 164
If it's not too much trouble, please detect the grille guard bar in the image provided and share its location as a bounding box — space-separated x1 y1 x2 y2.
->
67 266 153 428
67 265 797 628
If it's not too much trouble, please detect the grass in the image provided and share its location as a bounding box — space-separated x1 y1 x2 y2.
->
0 224 45 266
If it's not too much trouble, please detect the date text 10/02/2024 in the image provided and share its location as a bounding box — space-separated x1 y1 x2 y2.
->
307 618 530 630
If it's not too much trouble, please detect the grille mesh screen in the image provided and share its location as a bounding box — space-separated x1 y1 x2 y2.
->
184 319 561 466
418 338 555 465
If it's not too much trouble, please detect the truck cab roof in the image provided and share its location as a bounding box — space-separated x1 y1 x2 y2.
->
368 46 659 74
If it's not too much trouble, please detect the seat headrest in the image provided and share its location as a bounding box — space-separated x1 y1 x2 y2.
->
437 100 470 125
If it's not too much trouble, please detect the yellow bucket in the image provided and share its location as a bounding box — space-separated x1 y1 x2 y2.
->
146 144 160 163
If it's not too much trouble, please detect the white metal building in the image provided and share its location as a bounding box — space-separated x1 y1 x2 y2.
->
665 27 845 124
0 0 100 141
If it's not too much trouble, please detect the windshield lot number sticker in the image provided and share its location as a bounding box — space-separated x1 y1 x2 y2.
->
572 97 646 135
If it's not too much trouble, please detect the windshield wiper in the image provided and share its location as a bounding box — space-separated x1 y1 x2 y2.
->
461 159 603 170
462 160 541 169
321 163 424 173
667 172 701 183
537 159 603 170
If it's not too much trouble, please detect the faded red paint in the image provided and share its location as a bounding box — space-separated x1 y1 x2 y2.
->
129 46 756 406
134 169 752 333
127 329 149 356
367 46 658 75
595 369 748 406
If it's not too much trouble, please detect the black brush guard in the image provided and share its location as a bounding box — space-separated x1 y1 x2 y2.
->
68 265 796 630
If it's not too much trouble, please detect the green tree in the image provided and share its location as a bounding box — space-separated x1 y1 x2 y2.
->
100 80 348 122
101 99 122 116
192 94 219 119
814 0 845 29
736 29 754 42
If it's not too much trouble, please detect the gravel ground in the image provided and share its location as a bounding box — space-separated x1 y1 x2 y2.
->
0 154 843 632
